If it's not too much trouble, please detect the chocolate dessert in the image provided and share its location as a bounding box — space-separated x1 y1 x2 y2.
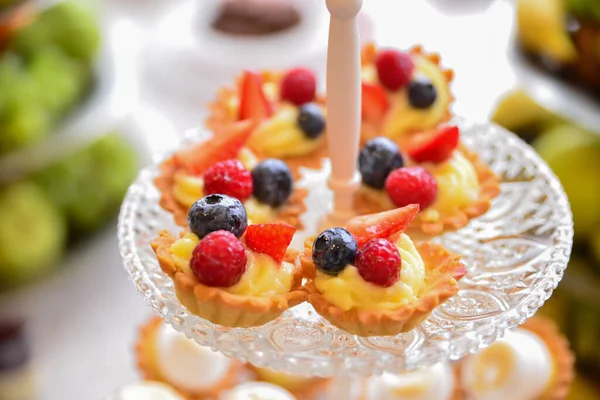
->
212 0 301 36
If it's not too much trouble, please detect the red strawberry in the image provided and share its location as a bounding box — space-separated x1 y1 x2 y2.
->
375 49 414 91
356 238 402 287
345 204 420 248
385 167 438 210
173 120 255 175
280 68 316 106
203 159 253 201
362 82 389 123
244 223 296 263
191 230 247 287
407 125 460 164
238 70 274 121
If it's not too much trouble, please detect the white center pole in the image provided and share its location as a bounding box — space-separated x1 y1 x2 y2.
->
321 0 363 229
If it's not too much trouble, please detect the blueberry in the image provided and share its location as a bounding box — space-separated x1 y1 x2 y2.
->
188 194 247 238
408 76 437 109
358 137 404 189
312 228 358 276
297 103 326 139
251 159 293 207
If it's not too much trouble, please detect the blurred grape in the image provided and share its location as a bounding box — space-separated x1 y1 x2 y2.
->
28 47 89 116
0 181 67 289
9 1 100 64
35 1 100 64
34 132 138 234
533 124 600 238
0 63 50 154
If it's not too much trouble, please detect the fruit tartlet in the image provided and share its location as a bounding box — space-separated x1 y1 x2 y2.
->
360 43 454 145
155 120 308 229
151 194 307 328
300 205 466 337
135 316 243 399
353 127 500 236
206 68 328 175
246 364 331 400
221 382 297 400
456 316 574 400
360 363 461 400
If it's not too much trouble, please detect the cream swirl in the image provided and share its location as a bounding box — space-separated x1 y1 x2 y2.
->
364 363 455 400
155 323 232 392
220 382 296 400
460 329 553 400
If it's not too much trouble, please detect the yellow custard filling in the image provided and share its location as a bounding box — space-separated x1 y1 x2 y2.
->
420 151 480 220
248 104 325 158
362 55 452 140
170 233 295 296
314 234 426 311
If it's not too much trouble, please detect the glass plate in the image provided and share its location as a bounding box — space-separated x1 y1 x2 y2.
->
117 119 573 377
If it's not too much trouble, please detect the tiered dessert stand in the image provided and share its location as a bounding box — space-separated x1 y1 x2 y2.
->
118 0 573 397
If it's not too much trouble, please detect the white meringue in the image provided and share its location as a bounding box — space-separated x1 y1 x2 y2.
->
460 328 553 400
155 323 232 392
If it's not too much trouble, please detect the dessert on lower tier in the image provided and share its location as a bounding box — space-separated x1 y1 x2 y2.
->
105 381 184 400
300 205 466 337
353 127 500 236
359 363 461 400
135 316 243 399
456 316 574 400
155 120 308 229
206 68 328 175
221 382 297 400
152 195 306 328
246 364 331 400
360 43 455 145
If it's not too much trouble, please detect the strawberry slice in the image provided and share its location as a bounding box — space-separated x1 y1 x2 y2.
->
345 204 420 248
238 70 274 122
173 120 255 175
244 223 296 263
362 82 390 123
407 125 460 164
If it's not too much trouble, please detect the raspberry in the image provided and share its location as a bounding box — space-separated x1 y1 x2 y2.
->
385 167 438 210
244 223 296 263
355 238 402 287
375 49 414 91
280 68 316 106
203 159 253 202
190 230 247 287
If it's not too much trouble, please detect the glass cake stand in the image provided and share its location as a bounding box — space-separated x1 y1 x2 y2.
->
117 117 573 378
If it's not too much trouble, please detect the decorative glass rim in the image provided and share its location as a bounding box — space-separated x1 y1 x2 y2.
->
117 118 573 377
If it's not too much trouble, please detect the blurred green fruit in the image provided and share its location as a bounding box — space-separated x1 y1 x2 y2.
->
34 132 138 234
28 47 89 116
492 89 557 136
9 1 100 64
0 73 50 154
533 125 600 237
8 13 49 59
0 182 67 288
35 1 100 64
